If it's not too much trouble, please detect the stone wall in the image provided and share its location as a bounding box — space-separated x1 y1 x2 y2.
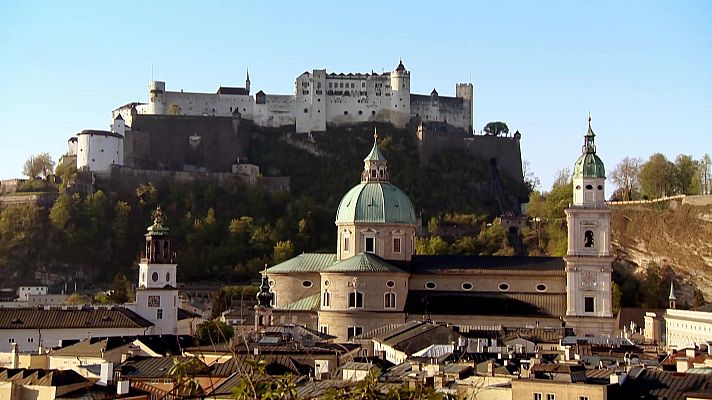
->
0 180 25 195
126 114 249 173
0 192 58 208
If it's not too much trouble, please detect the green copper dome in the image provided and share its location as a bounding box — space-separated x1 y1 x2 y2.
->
336 182 416 225
574 153 606 178
573 116 606 179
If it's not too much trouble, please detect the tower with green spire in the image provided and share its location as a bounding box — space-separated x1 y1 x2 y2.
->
573 114 607 206
564 115 615 337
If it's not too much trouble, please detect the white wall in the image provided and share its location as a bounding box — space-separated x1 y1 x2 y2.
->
666 309 712 348
0 327 153 352
76 132 123 172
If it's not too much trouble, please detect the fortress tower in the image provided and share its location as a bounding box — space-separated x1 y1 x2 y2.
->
455 83 474 133
564 115 615 336
389 60 411 128
148 80 166 114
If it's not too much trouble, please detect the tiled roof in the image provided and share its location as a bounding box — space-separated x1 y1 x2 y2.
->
0 368 91 387
261 324 336 341
51 337 134 358
280 293 320 311
620 367 712 400
323 253 405 273
117 356 209 378
0 308 153 329
405 291 566 317
341 361 380 371
335 182 416 225
134 335 196 356
77 129 124 139
178 308 202 320
216 87 249 95
266 253 336 274
399 255 565 273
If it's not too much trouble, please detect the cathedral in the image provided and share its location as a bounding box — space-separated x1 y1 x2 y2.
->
266 117 614 342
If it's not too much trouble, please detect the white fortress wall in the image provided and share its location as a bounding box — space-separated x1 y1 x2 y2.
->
253 94 296 128
77 132 123 172
161 91 254 119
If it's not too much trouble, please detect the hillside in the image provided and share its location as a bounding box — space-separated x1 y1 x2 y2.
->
611 199 712 303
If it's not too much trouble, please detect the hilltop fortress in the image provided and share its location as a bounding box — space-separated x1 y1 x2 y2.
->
112 60 473 135
64 60 521 197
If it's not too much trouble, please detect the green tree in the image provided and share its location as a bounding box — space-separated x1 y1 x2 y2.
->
109 273 133 304
612 282 622 315
49 194 73 230
673 154 700 195
54 161 77 190
640 153 673 198
112 201 131 253
483 121 509 136
22 152 55 179
196 319 234 344
94 292 111 304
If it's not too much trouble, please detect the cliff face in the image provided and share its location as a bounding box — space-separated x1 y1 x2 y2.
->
611 202 712 302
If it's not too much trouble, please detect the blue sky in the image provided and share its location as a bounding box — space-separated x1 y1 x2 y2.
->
0 1 710 190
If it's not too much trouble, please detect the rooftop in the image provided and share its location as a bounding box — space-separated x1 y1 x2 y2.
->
0 308 153 330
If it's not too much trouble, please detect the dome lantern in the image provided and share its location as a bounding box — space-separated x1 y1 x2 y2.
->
362 128 389 183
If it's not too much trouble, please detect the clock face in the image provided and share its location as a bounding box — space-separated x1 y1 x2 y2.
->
582 271 597 287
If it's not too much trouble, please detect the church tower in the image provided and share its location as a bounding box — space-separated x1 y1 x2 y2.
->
254 269 274 332
563 115 615 336
135 206 179 334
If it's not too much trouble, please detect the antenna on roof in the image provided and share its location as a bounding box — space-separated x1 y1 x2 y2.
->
469 68 472 83
151 62 154 81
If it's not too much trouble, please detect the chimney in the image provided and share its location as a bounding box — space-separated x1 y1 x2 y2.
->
676 357 690 373
486 360 495 376
686 348 696 358
610 373 627 385
120 353 130 363
116 380 130 395
10 343 19 368
707 342 712 356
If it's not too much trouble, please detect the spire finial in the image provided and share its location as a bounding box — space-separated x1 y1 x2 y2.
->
669 281 676 300
588 111 592 126
374 127 378 142
246 68 250 82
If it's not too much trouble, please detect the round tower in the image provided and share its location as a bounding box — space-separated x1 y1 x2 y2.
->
389 60 411 128
148 81 166 114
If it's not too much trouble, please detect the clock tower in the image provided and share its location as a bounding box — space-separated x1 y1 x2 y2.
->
134 206 179 335
563 115 615 336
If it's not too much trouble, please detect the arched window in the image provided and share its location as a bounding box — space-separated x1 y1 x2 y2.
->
584 230 594 248
322 291 330 308
348 291 364 309
384 292 396 309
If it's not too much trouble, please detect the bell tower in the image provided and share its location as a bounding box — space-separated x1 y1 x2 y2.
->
362 128 389 183
135 206 179 335
564 115 615 337
254 269 274 332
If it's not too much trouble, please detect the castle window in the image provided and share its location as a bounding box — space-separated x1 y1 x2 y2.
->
348 291 364 308
303 108 308 113
462 282 473 290
597 185 603 190
498 283 510 291
156 308 163 320
384 292 396 309
386 280 395 288
340 83 343 88
344 111 348 115
393 237 401 254
302 280 313 288
584 230 594 248
586 184 593 190
166 272 170 282
322 291 330 308
362 82 365 88
358 110 363 115
576 185 581 190
536 284 548 292
425 281 437 290
152 272 159 282
347 326 363 340
319 325 329 335
329 83 332 88
344 236 350 252
585 297 595 313
365 236 375 253
372 111 376 115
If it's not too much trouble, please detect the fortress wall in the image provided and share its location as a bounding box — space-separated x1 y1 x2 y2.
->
682 194 712 206
253 95 295 128
0 180 25 195
464 135 523 182
126 115 248 173
411 95 469 131
161 91 254 119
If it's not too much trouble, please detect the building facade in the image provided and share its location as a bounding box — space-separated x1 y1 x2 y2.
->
267 120 615 342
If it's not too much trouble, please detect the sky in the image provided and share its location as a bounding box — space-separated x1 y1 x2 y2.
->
0 1 710 190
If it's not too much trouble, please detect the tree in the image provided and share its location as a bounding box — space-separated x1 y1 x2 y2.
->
22 152 55 179
610 157 642 201
639 153 673 198
273 240 295 264
67 292 89 305
483 121 509 136
109 273 133 304
522 160 540 192
49 194 73 230
54 161 77 190
698 154 712 194
196 319 234 344
211 289 230 319
672 154 700 195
